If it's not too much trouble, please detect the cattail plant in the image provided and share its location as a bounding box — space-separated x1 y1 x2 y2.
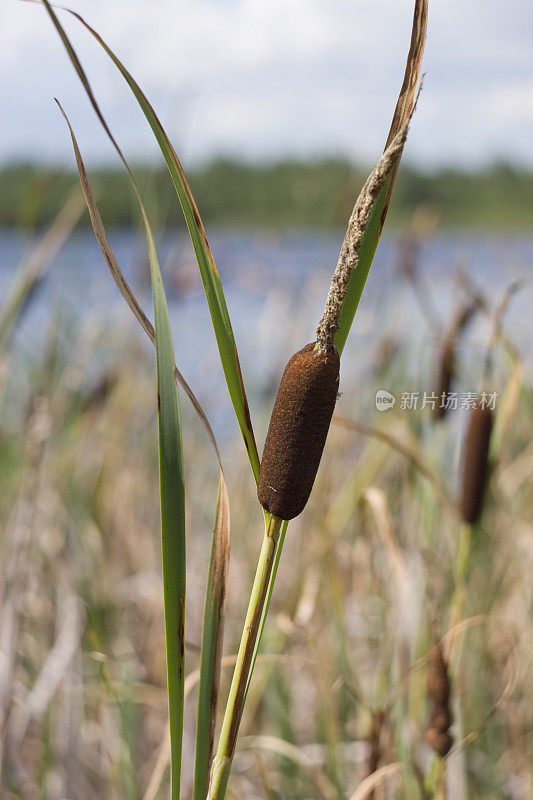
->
40 1 428 798
209 6 427 795
257 67 428 521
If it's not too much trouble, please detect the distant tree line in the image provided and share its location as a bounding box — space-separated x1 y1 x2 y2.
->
1 158 531 230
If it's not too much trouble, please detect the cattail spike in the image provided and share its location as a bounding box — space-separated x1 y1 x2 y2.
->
257 342 340 520
460 404 493 525
435 341 454 420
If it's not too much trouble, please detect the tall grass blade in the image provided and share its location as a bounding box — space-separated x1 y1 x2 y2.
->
193 476 230 800
57 101 187 798
149 219 186 800
57 88 232 798
47 13 234 787
39 1 222 466
38 0 260 480
148 216 186 800
334 0 427 355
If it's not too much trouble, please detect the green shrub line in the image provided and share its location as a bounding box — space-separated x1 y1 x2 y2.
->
2 159 533 231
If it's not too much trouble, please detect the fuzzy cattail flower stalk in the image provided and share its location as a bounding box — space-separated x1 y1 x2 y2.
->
257 125 412 522
315 125 412 352
459 403 493 525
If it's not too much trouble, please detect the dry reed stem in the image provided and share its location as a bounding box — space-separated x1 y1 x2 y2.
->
347 762 405 800
333 415 455 512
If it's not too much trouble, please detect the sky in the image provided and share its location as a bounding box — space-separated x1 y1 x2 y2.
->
2 0 533 169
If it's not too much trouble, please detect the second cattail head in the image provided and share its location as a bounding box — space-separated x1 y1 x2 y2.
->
257 342 340 520
459 403 493 525
426 641 453 757
435 340 454 420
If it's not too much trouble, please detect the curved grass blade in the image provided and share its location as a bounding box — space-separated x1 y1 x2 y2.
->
45 4 234 784
61 106 186 799
44 1 233 767
38 0 260 480
57 100 186 797
334 0 428 355
193 475 230 800
149 213 186 800
38 0 222 466
57 94 232 800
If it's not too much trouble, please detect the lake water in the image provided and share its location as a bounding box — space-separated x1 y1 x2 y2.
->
2 227 532 441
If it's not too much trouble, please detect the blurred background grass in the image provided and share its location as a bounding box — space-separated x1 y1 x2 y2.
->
2 0 533 796
1 198 531 797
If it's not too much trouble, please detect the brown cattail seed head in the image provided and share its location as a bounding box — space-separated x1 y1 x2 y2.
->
460 404 493 525
430 707 452 732
426 642 453 757
435 341 454 420
426 643 450 706
257 342 340 520
425 728 453 758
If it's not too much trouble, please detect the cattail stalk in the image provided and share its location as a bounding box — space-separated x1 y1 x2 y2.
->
212 7 427 795
207 515 282 799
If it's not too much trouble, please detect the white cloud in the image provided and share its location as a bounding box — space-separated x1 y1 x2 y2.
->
1 0 532 167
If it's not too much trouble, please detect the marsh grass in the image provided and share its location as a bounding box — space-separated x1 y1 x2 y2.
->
2 0 532 798
30 0 427 795
1 299 531 797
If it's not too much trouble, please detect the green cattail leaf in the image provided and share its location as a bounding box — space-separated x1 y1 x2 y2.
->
149 205 187 800
194 474 230 800
56 99 186 799
42 1 260 481
39 0 222 463
334 184 389 355
46 9 234 793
